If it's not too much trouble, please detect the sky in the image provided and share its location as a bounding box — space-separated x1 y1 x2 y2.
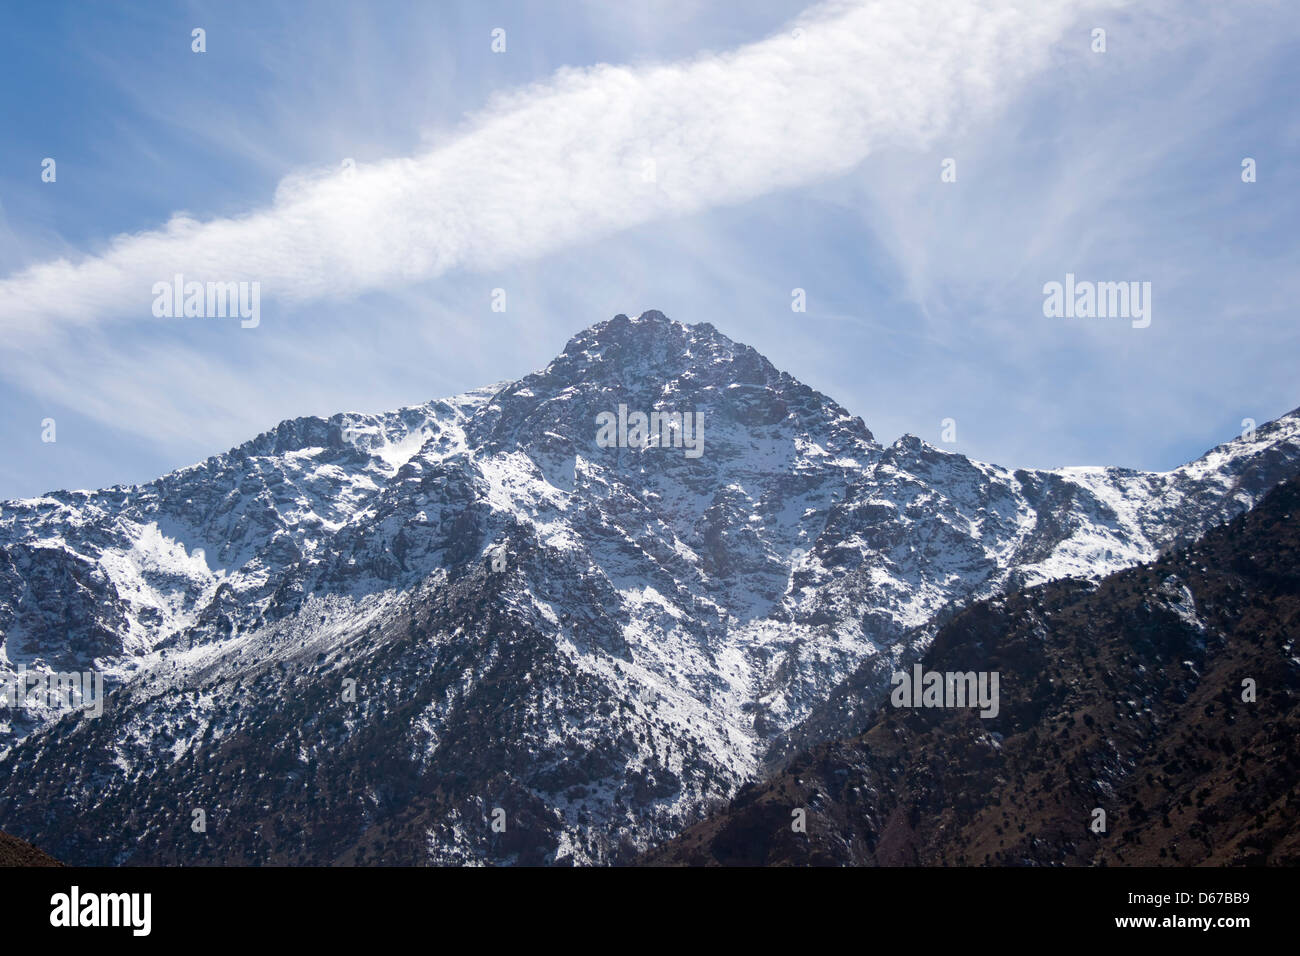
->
1 0 1298 499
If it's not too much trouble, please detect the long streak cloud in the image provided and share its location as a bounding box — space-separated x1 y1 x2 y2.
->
0 0 1118 337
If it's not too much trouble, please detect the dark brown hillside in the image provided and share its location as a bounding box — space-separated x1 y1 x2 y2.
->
646 476 1300 866
0 829 60 866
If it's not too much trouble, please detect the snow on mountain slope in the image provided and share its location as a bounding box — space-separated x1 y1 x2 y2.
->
0 311 1297 865
0 387 495 739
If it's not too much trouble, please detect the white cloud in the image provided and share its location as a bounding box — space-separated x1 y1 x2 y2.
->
0 0 1120 341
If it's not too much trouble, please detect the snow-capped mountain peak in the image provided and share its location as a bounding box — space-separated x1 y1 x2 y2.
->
1 310 1297 865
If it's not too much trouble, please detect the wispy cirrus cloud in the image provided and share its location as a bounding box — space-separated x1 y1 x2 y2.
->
0 0 1121 340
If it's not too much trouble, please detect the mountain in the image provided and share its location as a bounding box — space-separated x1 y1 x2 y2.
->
0 310 1297 865
646 473 1300 866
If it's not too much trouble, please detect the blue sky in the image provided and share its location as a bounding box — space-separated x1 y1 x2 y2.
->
1 0 1298 499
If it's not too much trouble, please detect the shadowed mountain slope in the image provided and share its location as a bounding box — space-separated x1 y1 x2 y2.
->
647 475 1300 866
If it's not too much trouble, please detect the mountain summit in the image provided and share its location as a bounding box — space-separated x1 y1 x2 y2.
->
2 311 1298 864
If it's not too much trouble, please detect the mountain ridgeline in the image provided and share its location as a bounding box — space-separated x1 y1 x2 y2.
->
0 311 1297 865
646 474 1300 866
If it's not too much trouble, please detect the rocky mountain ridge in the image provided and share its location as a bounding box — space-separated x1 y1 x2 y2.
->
1 310 1297 864
647 474 1300 866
